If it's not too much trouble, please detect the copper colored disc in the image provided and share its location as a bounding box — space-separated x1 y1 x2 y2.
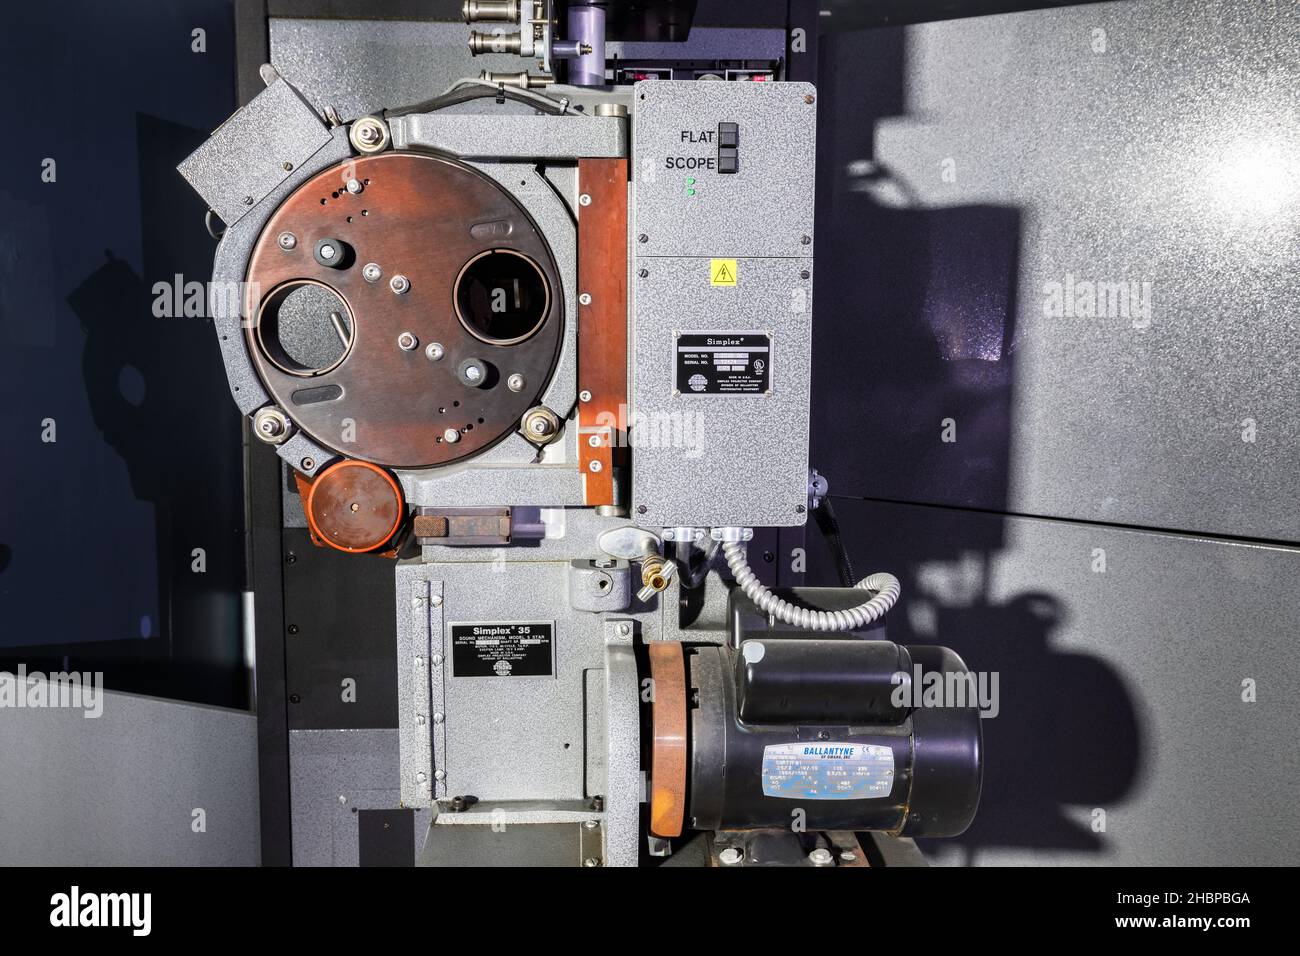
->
648 641 688 838
244 152 564 469
305 460 404 553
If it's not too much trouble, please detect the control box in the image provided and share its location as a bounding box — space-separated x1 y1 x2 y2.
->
630 80 817 528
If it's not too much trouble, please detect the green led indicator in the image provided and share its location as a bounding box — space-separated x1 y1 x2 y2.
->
686 177 696 185
687 188 696 196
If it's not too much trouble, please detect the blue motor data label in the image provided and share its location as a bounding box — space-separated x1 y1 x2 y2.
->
761 742 895 800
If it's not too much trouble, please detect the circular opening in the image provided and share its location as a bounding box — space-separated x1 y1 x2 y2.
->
454 249 551 345
255 279 354 377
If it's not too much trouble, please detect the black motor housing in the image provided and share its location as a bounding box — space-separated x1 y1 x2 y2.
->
687 630 983 837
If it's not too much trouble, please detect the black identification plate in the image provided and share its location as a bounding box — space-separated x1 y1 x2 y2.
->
450 622 555 678
675 332 772 395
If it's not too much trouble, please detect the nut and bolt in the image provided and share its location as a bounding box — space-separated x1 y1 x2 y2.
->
357 124 380 145
507 373 525 392
362 262 382 282
840 850 858 863
443 428 461 444
346 178 363 194
521 406 560 444
808 847 835 866
390 274 411 294
426 342 445 361
397 331 419 351
252 407 291 444
277 232 297 250
719 847 744 866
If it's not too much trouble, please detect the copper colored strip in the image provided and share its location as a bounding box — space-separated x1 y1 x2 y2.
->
648 641 688 838
576 157 629 507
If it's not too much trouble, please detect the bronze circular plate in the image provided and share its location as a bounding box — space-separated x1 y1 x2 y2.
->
244 152 565 469
305 460 404 553
648 641 688 838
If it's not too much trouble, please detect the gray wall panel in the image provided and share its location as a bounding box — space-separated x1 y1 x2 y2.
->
813 0 1300 540
812 497 1300 865
0 689 259 865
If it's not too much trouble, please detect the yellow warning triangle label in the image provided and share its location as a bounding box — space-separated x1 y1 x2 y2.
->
710 259 737 286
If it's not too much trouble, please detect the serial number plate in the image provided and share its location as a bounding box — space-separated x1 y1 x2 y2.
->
761 742 895 800
450 622 554 678
675 332 771 395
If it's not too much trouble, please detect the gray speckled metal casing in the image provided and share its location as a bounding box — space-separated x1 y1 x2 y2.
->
630 81 818 529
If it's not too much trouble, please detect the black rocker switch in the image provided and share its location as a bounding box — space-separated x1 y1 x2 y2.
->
717 122 739 173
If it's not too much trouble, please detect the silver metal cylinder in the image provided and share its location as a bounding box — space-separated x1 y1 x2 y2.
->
567 3 607 87
468 31 522 55
462 0 520 23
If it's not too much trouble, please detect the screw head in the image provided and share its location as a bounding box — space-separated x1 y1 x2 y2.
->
579 292 592 306
318 242 337 261
434 769 446 781
579 193 592 206
582 857 602 867
507 373 525 392
588 460 603 473
443 428 461 444
252 407 291 444
346 178 363 194
423 342 444 362
362 262 382 282
801 235 812 245
638 233 648 243
809 847 835 866
277 232 297 250
638 268 649 278
719 847 744 866
398 331 418 351
390 274 410 294
579 389 593 403
587 434 601 447
840 850 858 863
432 712 445 724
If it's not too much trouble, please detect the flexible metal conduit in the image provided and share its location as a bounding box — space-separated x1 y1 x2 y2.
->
722 542 901 632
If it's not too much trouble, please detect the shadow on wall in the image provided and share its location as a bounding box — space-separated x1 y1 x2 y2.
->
808 26 1143 861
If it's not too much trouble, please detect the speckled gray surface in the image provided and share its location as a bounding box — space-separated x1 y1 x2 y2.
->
818 497 1300 865
814 0 1300 540
0 690 259 865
